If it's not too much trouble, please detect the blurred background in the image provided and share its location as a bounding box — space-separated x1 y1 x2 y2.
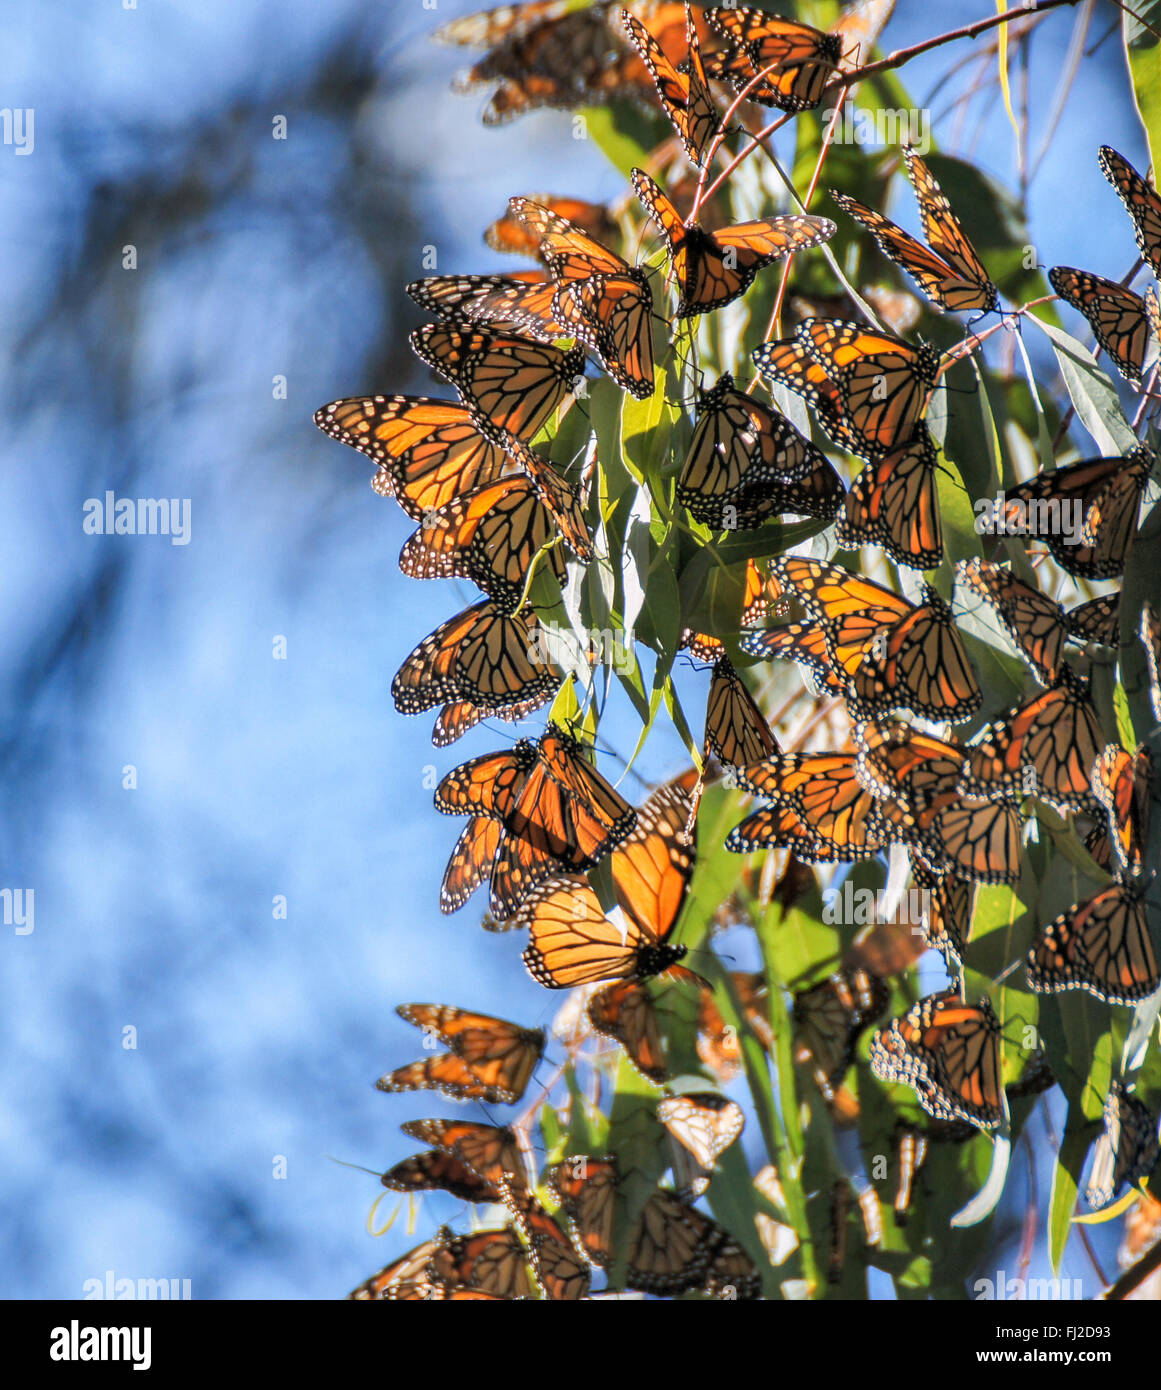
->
0 0 1146 1298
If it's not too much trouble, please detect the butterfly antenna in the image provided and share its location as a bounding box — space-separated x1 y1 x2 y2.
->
328 1155 388 1179
368 1192 405 1238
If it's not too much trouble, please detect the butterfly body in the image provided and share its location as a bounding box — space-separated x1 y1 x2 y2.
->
621 4 719 168
871 989 1004 1130
1050 266 1152 387
754 319 938 459
378 1003 545 1104
831 145 997 314
634 167 835 316
704 5 841 112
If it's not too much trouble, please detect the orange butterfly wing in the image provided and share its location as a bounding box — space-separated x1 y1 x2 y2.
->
313 395 509 520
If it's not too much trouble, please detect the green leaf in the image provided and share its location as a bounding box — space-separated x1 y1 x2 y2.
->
1122 1 1161 168
563 1064 604 1158
581 101 666 181
539 1102 563 1161
1027 316 1138 454
1049 1119 1092 1274
605 1057 668 1290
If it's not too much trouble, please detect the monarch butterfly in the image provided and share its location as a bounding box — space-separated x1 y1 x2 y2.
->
391 598 560 717
547 1155 761 1297
683 370 826 488
657 1093 745 1199
830 0 896 71
507 195 655 399
752 338 859 457
427 1224 539 1299
410 323 585 451
1086 1081 1160 1209
400 1118 527 1192
633 167 837 316
516 874 693 988
830 145 997 314
347 1241 513 1300
438 816 501 915
1007 1050 1057 1102
551 769 697 1069
485 194 619 262
313 395 509 521
439 774 633 919
754 319 939 459
676 371 838 528
611 767 698 937
1064 593 1119 648
377 1003 545 1104
999 445 1154 579
433 0 580 48
397 476 566 604
406 270 565 342
1098 147 1161 282
588 977 670 1083
847 585 980 722
347 1238 442 1300
792 967 889 1107
767 556 916 669
891 1123 928 1225
682 556 787 663
727 752 895 862
704 5 842 112
957 557 1066 686
695 988 741 1081
495 434 593 562
1026 881 1159 1006
705 656 779 768
379 1149 502 1204
740 620 846 696
843 913 928 980
854 720 967 803
693 971 771 1082
909 861 974 973
431 696 532 750
439 2 644 125
621 5 719 169
1090 744 1151 879
436 723 637 866
499 1182 592 1300
769 556 981 722
870 990 1004 1131
836 430 943 571
960 666 1104 812
1050 266 1155 387
855 721 1022 885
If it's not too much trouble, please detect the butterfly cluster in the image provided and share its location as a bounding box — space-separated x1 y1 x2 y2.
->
317 0 1161 1300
